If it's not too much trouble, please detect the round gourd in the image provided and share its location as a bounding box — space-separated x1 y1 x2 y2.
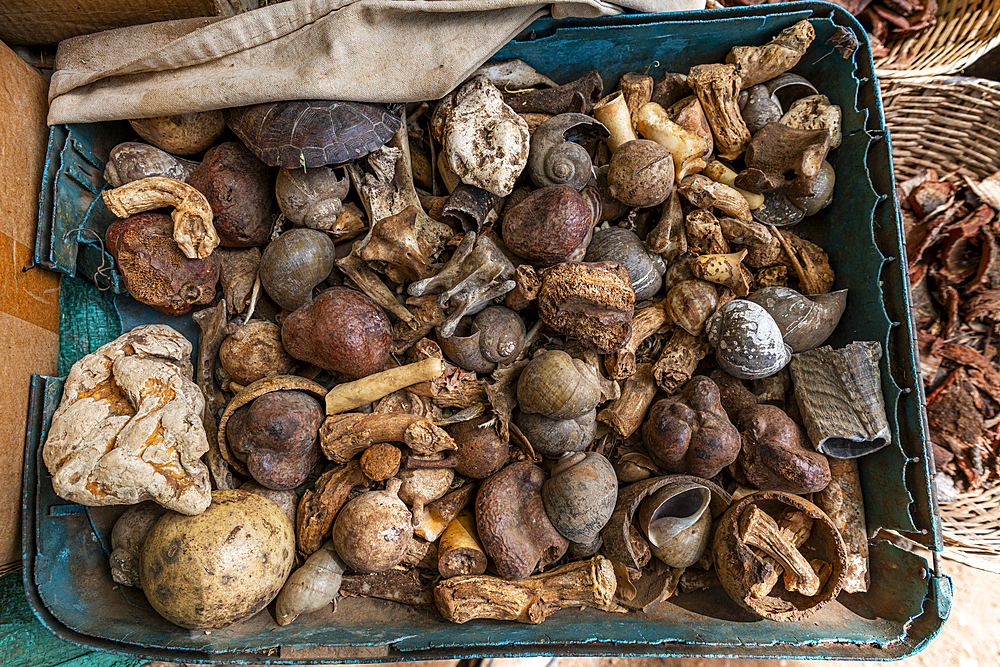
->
139 489 295 629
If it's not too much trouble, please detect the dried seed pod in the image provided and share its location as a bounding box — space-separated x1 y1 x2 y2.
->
542 452 618 554
502 185 595 266
276 166 351 231
446 413 509 479
527 113 608 190
517 350 603 420
732 404 831 494
747 286 847 353
584 227 665 301
275 540 347 626
259 229 335 311
110 502 166 588
188 142 272 247
106 212 220 316
398 461 455 526
227 390 324 490
437 306 526 374
476 462 569 580
333 479 413 574
665 279 719 336
218 320 295 386
643 376 741 478
706 299 792 380
104 142 198 187
607 139 675 207
281 287 391 380
636 480 712 568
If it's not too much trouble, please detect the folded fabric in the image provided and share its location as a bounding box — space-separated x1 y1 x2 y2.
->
47 0 705 125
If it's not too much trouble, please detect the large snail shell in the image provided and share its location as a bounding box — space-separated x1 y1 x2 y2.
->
706 299 792 380
636 480 712 568
584 227 666 301
515 408 597 457
517 350 603 420
748 286 847 353
527 113 608 191
665 279 718 336
276 167 350 231
260 229 335 311
542 452 618 550
438 306 526 373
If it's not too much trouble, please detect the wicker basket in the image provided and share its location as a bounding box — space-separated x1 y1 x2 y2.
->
875 0 1000 79
882 75 1000 182
884 75 1000 572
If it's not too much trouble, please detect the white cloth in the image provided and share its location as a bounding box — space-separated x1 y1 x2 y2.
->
47 0 705 124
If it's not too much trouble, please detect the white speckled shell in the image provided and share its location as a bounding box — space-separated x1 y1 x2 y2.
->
706 300 792 380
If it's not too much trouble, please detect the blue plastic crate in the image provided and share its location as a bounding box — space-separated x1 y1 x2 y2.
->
22 2 949 662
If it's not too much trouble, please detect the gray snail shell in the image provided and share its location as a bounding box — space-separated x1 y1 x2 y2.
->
636 479 712 568
752 192 806 227
527 113 609 191
706 299 792 380
584 227 666 302
517 350 603 420
438 306 526 373
515 408 597 457
739 84 782 135
748 286 847 353
275 166 350 231
542 451 618 548
260 228 336 311
789 160 835 217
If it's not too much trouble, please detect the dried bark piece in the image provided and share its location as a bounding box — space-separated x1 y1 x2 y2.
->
652 328 711 394
685 209 730 255
485 359 529 444
770 227 835 295
536 261 636 354
815 457 869 593
687 64 750 160
647 190 686 258
434 555 617 623
789 342 891 458
619 72 654 129
753 265 789 290
43 325 211 515
215 247 260 316
340 568 434 607
407 339 490 409
727 20 816 89
296 460 369 557
192 301 227 417
320 412 457 463
605 301 668 380
324 358 444 415
502 70 604 115
598 362 658 438
103 176 219 259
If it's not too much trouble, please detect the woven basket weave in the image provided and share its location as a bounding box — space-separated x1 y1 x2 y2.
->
883 75 1000 572
875 0 1000 79
882 75 1000 183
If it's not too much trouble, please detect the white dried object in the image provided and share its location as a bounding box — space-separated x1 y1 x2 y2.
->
275 540 347 626
441 76 530 196
43 324 211 515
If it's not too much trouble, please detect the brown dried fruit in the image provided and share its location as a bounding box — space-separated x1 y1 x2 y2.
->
188 142 273 247
502 185 596 266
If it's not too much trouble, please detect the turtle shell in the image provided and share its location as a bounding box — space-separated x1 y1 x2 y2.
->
227 100 401 168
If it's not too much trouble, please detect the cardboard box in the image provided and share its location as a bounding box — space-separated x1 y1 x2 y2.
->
0 42 60 568
0 0 253 46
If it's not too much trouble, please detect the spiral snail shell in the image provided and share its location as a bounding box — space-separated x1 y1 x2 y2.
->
516 350 603 420
527 113 609 191
584 227 665 301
